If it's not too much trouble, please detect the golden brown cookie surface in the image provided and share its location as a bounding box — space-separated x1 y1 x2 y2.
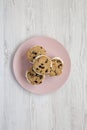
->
27 46 46 62
33 55 52 75
26 67 44 85
49 58 63 76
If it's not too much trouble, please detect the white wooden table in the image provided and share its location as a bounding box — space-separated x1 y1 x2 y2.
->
0 0 87 130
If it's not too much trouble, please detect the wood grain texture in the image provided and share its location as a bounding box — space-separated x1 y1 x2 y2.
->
0 0 87 130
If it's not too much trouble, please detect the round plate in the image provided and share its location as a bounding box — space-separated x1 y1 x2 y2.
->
13 36 71 94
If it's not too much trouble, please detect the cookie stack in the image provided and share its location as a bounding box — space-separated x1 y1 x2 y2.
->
26 46 63 85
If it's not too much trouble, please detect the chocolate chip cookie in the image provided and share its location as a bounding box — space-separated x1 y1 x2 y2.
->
27 46 46 62
33 55 52 75
26 67 44 85
49 57 63 76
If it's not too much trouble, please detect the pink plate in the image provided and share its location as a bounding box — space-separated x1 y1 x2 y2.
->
13 36 71 94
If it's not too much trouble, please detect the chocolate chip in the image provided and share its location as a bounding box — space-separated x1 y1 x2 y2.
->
45 69 48 72
40 46 43 49
58 64 62 68
39 81 42 84
36 68 39 70
34 81 38 83
30 73 34 76
45 59 48 63
50 68 52 72
32 51 37 55
35 73 40 77
41 63 44 66
39 75 43 79
57 60 61 63
39 65 45 69
54 70 57 75
35 73 38 76
27 72 30 75
33 56 36 59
